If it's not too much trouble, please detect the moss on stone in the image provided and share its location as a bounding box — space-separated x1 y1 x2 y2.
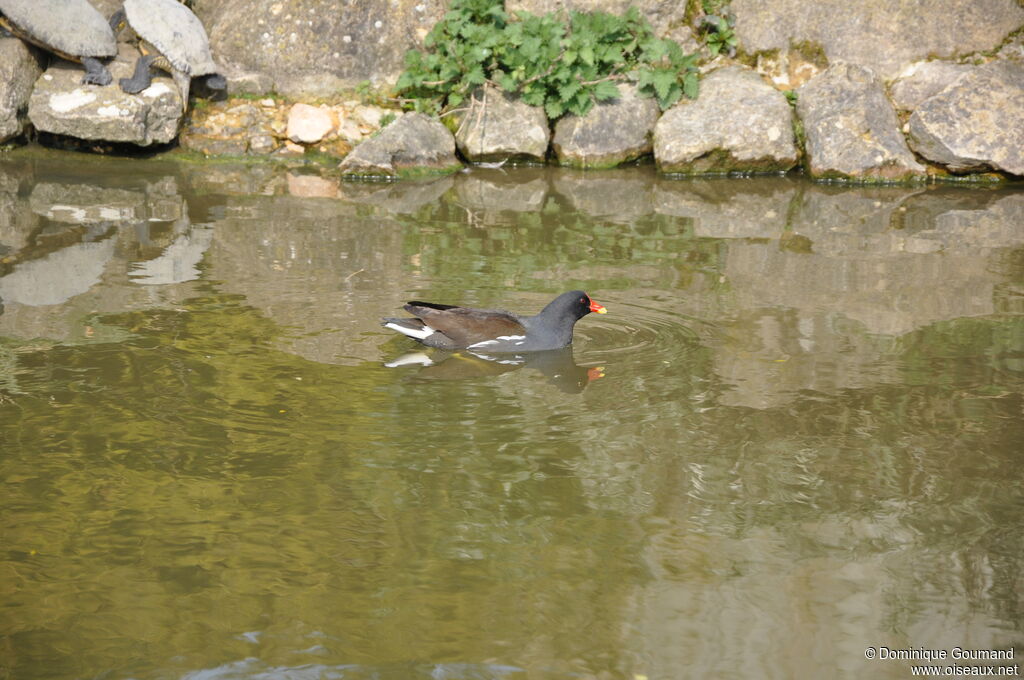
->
806 166 929 185
340 162 463 180
555 151 653 170
658 148 795 176
396 162 464 179
791 112 806 158
790 40 829 69
682 0 704 30
733 49 760 68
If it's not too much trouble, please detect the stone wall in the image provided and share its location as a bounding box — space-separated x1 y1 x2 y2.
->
0 0 1022 181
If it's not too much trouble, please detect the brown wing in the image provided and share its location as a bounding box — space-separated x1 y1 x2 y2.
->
404 302 526 347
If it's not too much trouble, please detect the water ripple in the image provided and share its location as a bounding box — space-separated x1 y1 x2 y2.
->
573 291 708 370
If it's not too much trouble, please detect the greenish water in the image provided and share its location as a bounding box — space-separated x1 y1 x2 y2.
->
1 154 1022 680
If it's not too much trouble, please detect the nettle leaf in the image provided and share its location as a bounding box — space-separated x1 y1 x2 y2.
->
466 66 486 85
558 80 581 101
521 88 545 107
658 82 681 110
683 72 699 99
579 44 596 66
593 80 620 101
553 64 574 82
568 95 593 117
544 98 564 119
404 49 423 68
651 69 676 100
504 23 523 45
665 39 684 63
395 71 416 91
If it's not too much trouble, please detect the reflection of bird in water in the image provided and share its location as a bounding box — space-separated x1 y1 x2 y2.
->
385 346 604 394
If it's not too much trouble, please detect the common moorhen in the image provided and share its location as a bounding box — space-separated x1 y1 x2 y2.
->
382 290 607 351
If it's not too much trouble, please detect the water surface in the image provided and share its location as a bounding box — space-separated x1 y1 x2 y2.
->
1 153 1022 679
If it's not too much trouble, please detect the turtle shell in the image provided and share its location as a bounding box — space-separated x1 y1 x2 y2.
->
123 0 219 77
0 0 116 58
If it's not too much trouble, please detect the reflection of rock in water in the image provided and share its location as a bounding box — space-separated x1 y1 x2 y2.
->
30 183 147 225
129 225 214 285
553 167 656 223
385 346 603 394
454 169 548 214
653 176 802 239
0 173 196 303
337 176 455 214
0 238 116 306
0 163 33 256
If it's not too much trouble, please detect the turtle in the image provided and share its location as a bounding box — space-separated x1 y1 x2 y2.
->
0 0 116 86
109 0 226 110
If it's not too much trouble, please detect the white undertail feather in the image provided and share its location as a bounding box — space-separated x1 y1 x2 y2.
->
384 322 436 340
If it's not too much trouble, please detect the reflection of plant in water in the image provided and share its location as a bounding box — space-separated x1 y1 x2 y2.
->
0 342 27 396
394 192 724 298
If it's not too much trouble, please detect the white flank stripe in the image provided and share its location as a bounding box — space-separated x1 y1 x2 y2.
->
467 334 526 349
385 322 435 340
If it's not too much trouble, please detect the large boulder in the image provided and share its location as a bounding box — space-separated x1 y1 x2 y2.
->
339 112 461 178
197 0 447 97
796 63 924 182
0 37 42 143
907 61 1024 177
455 86 549 164
654 66 798 175
28 45 182 146
732 0 1024 82
553 83 660 169
888 61 976 113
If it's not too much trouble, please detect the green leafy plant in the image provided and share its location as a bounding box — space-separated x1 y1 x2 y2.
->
394 0 699 118
697 7 737 57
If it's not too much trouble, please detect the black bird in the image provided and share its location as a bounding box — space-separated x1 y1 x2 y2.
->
382 290 607 352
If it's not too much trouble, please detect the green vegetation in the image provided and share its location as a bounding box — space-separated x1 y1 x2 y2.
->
699 13 737 57
695 0 737 57
354 79 392 107
394 0 699 119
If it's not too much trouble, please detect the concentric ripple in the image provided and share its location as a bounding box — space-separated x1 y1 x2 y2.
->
572 290 710 371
